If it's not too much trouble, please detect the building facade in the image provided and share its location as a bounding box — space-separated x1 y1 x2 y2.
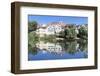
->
36 22 66 36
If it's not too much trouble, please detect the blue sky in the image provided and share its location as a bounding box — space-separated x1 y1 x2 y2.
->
28 15 88 25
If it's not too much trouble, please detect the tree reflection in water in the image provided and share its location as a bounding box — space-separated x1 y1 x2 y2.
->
28 44 38 55
78 40 88 58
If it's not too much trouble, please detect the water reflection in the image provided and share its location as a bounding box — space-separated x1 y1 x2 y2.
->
28 39 88 60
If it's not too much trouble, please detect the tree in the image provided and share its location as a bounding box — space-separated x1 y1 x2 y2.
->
78 26 88 39
64 26 77 39
28 21 38 32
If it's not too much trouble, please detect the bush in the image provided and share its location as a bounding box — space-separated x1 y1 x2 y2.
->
28 31 39 47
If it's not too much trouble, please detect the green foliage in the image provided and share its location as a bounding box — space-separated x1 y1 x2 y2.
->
28 21 38 32
28 30 39 55
78 26 88 39
64 27 77 39
39 35 56 43
28 31 39 47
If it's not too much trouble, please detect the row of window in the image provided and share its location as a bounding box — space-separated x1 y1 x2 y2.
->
47 27 62 32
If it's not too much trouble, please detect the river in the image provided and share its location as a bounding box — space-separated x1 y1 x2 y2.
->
28 39 88 61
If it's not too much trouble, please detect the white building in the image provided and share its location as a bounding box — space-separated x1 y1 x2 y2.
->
36 24 47 37
46 21 65 34
36 22 66 36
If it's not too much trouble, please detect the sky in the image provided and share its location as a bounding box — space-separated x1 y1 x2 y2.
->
28 15 88 25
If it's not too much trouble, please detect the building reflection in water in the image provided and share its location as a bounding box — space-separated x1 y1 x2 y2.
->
28 39 88 60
